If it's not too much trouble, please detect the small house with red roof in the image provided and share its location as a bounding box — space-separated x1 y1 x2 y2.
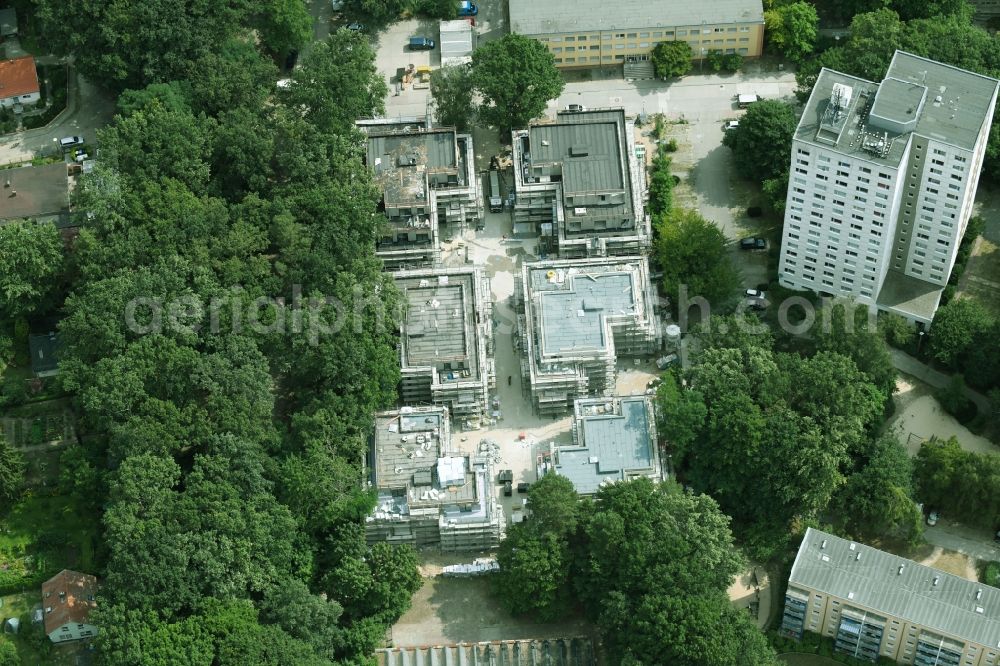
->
0 55 39 108
41 569 98 643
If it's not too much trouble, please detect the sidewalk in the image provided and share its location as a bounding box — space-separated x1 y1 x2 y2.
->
889 348 991 415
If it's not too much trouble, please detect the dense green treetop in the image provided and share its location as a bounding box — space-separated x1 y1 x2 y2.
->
471 34 565 134
723 100 797 182
651 41 693 79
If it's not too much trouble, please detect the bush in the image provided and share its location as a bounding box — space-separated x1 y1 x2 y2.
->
936 375 977 423
409 0 457 19
983 561 1000 587
662 138 678 152
706 50 725 73
722 53 743 72
879 312 917 352
0 375 28 408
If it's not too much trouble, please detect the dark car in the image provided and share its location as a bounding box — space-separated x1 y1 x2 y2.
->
517 482 530 494
503 481 513 497
346 22 365 32
740 237 768 251
409 36 435 50
498 469 513 484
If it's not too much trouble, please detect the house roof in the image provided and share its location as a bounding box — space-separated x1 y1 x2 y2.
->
510 0 763 35
42 570 98 635
789 528 1000 648
28 331 61 376
0 8 17 37
0 56 38 99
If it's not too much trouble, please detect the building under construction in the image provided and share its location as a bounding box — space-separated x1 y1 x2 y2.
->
362 121 481 270
512 108 649 258
377 638 596 665
394 266 495 425
539 395 661 494
515 257 661 415
365 406 505 551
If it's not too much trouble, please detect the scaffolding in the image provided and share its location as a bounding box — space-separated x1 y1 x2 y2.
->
365 406 505 551
518 257 661 415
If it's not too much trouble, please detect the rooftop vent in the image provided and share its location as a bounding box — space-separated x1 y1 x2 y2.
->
977 589 983 601
933 576 939 586
847 592 855 600
821 540 827 549
849 543 856 551
898 565 905 575
569 145 590 157
855 552 860 561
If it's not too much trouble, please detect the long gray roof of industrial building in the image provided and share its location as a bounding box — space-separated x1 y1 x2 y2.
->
556 397 654 494
789 528 1000 647
510 0 763 35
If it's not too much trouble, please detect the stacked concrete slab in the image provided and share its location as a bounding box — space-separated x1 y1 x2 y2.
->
516 257 661 415
361 119 482 270
366 406 504 551
512 108 648 258
394 266 495 425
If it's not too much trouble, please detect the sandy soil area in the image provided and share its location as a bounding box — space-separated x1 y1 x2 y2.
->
917 546 978 581
725 566 771 630
887 375 996 456
389 576 591 648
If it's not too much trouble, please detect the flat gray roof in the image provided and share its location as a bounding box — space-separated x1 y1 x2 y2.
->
790 528 1000 647
510 0 763 35
797 52 999 165
887 51 999 151
876 269 943 325
395 268 481 380
371 408 478 510
527 110 635 232
555 397 656 494
367 129 457 173
537 271 636 356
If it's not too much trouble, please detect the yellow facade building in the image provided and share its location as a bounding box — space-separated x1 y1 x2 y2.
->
509 0 765 69
781 529 1000 666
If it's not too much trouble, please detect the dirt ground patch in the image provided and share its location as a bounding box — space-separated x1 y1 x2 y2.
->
918 546 978 581
887 375 996 456
726 565 770 629
389 575 591 648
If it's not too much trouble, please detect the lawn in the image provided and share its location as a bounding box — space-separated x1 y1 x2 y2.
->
956 237 1000 316
0 591 54 665
0 490 100 597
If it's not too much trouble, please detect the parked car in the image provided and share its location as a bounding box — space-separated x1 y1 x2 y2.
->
517 482 530 494
926 509 939 526
745 297 767 311
565 103 586 112
59 136 84 149
346 22 365 32
409 36 435 50
497 469 513 484
737 93 760 108
458 1 478 16
655 354 678 370
331 0 345 9
723 120 739 131
503 480 513 497
745 288 766 299
739 236 768 251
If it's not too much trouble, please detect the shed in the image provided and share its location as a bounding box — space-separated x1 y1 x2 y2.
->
439 20 474 67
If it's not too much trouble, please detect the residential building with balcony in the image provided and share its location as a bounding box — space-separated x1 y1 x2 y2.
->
780 528 1000 665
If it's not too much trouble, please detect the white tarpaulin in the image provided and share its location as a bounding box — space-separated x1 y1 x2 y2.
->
436 456 466 485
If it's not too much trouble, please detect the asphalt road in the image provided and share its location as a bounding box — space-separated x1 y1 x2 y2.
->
0 71 115 166
924 521 1000 562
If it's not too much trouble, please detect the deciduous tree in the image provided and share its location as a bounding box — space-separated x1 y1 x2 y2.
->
764 1 819 63
651 41 693 79
723 100 796 182
470 34 564 135
0 220 64 323
431 64 476 131
654 208 740 310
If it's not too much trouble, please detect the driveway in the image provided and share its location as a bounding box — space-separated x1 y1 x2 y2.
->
0 70 115 165
923 521 1000 562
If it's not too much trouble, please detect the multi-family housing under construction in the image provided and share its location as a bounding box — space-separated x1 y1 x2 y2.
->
515 257 661 415
393 266 495 426
538 395 661 494
360 118 482 270
777 51 999 325
512 108 649 258
781 528 1000 666
365 406 504 551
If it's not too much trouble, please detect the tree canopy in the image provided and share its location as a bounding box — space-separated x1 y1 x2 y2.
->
0 219 65 323
651 41 693 79
654 208 741 311
764 1 819 63
431 64 476 131
723 100 797 182
470 34 565 134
